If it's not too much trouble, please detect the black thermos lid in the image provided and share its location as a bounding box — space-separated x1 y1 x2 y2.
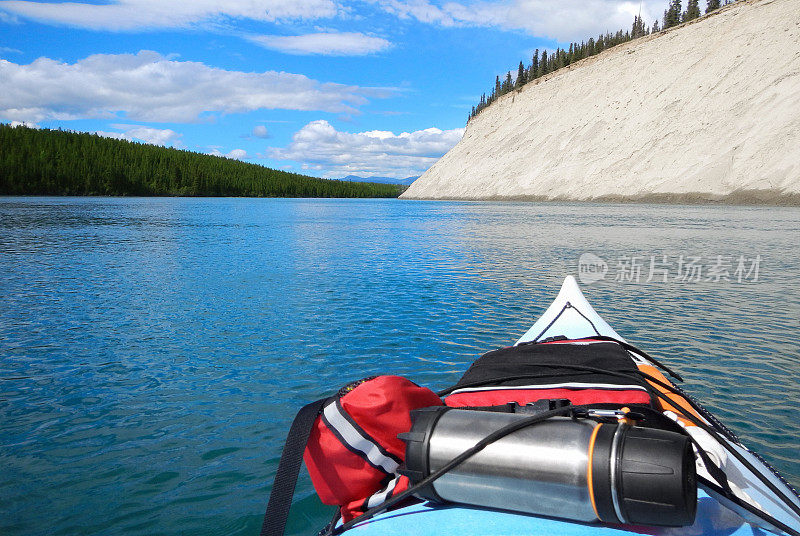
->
616 426 698 527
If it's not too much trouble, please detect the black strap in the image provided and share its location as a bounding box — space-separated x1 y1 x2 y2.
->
260 398 328 536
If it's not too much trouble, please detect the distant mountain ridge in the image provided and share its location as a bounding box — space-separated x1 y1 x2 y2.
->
341 175 418 185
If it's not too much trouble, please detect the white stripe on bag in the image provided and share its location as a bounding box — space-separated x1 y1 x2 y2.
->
322 402 400 474
366 475 402 509
449 382 649 395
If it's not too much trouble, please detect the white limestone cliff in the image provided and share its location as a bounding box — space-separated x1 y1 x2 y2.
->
402 0 800 204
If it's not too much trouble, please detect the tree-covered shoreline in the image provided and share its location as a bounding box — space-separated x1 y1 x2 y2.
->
0 124 402 198
468 0 733 123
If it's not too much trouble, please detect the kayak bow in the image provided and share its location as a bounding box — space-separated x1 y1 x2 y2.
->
344 276 800 536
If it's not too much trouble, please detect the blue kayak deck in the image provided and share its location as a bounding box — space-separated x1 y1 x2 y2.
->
347 490 762 535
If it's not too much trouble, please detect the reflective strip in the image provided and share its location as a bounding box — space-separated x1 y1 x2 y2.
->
449 383 649 395
322 401 400 474
543 340 607 345
365 475 402 509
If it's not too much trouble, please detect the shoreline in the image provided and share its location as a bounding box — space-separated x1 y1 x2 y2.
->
403 188 800 206
4 190 798 205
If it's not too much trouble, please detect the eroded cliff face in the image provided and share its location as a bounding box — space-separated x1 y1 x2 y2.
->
402 0 800 204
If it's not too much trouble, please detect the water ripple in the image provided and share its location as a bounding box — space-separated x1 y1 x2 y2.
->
0 197 798 535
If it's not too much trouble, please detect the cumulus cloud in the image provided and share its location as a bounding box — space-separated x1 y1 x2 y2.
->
9 120 38 128
269 119 463 178
210 148 248 160
0 51 376 123
96 124 184 146
252 125 270 138
248 32 391 56
0 0 338 31
0 0 667 41
0 10 18 23
374 0 668 43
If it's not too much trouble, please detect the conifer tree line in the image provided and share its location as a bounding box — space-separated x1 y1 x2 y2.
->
0 124 402 198
468 0 735 122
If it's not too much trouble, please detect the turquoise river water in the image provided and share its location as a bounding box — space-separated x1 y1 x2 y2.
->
1 197 798 535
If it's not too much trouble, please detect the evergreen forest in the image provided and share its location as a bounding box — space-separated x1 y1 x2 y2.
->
0 124 402 198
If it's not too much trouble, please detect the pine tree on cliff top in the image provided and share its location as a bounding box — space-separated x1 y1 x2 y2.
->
632 15 646 38
706 0 721 12
684 0 701 21
553 48 563 70
664 0 682 28
516 61 525 87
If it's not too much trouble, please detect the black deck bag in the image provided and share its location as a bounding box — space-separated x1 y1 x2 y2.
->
442 339 655 408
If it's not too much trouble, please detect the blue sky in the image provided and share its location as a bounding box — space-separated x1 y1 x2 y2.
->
0 0 667 179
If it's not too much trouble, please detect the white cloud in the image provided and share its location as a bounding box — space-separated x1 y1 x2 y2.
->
8 120 38 128
0 46 22 55
0 0 668 41
0 10 18 23
374 0 668 43
376 0 455 25
0 51 376 123
248 31 391 56
95 125 183 146
0 0 338 31
210 148 248 159
94 131 127 140
269 119 463 178
252 125 270 138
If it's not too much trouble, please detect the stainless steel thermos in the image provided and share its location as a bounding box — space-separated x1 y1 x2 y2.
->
400 407 697 527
